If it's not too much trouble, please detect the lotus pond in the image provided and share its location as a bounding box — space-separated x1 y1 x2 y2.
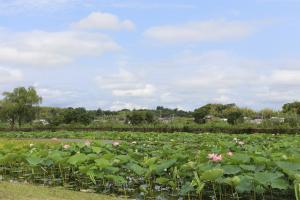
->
0 132 300 200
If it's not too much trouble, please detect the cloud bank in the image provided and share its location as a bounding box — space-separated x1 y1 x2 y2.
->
144 20 257 44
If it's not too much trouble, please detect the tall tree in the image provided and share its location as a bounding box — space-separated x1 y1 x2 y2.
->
193 103 236 123
126 110 155 125
282 102 300 115
193 106 210 124
259 108 277 119
1 87 42 127
62 107 94 125
223 107 244 125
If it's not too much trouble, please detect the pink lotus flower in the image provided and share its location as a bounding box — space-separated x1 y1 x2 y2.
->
112 141 120 146
208 153 223 162
63 144 70 149
84 140 91 146
212 154 222 162
227 151 233 156
208 153 217 159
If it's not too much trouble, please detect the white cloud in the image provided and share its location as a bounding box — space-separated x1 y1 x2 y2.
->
95 68 136 89
95 69 156 97
0 67 23 84
0 30 121 66
34 86 83 107
90 51 300 110
0 0 78 14
267 69 300 86
256 90 300 103
212 95 232 104
0 12 132 67
72 12 135 31
173 51 257 90
140 50 300 109
37 88 75 99
103 1 195 9
160 92 183 104
144 20 257 44
112 84 155 97
110 101 147 111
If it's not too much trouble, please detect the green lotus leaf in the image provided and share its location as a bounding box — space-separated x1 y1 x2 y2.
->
156 177 170 185
239 164 256 171
91 146 101 154
105 174 126 185
127 163 146 176
200 168 224 181
271 178 289 190
222 165 241 175
95 158 112 169
235 175 254 193
67 153 88 165
223 176 241 186
26 155 44 166
276 161 300 171
154 159 177 174
230 153 251 164
254 171 283 186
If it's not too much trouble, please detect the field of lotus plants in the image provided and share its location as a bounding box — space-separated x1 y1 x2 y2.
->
0 132 299 199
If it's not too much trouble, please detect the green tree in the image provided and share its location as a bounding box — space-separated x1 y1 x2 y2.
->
126 111 144 125
1 87 42 127
193 106 209 124
240 107 256 118
193 103 236 124
225 109 244 125
62 107 94 125
47 107 64 126
145 111 155 123
282 102 300 115
0 101 18 128
259 108 277 119
126 110 155 125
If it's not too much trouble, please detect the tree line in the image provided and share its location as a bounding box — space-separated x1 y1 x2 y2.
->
1 87 300 128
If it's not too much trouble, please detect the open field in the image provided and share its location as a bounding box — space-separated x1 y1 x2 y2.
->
0 132 299 199
0 181 122 200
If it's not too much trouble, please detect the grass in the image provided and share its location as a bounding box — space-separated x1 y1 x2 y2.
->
0 182 123 200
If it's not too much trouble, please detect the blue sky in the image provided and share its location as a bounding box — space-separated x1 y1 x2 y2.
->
0 0 300 111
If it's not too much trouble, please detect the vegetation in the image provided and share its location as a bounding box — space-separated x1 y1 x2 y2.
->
226 109 244 125
0 132 299 199
1 87 300 131
282 102 300 115
126 110 155 125
0 87 42 128
193 104 237 124
1 87 300 199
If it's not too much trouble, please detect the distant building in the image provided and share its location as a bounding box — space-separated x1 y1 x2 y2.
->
204 115 227 123
243 117 250 121
220 118 228 122
244 116 263 124
204 115 215 122
158 117 172 124
250 118 263 124
270 117 285 123
33 119 49 126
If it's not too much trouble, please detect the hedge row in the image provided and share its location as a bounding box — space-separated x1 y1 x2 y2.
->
0 127 299 134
